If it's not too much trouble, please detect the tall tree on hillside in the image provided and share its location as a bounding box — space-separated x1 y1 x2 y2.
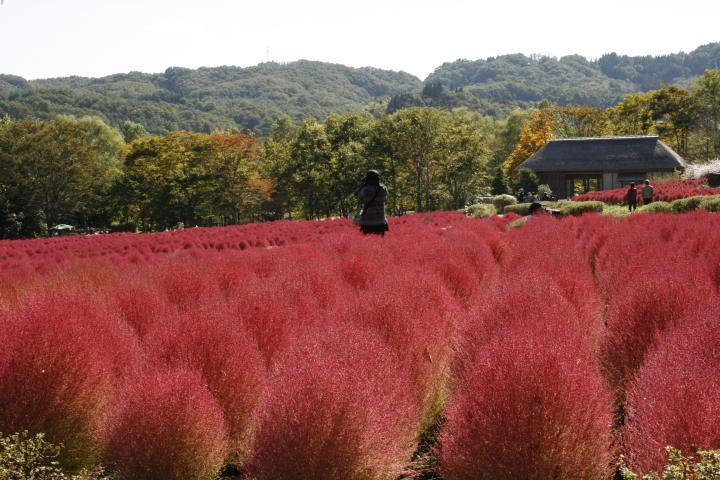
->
607 92 654 136
489 110 530 171
207 132 270 225
376 108 447 212
324 113 374 216
0 116 123 237
648 86 698 157
290 119 333 219
438 110 491 209
491 167 509 195
263 117 297 219
693 69 720 159
552 106 610 138
503 108 554 179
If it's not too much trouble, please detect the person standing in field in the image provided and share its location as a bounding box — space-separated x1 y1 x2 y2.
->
626 183 638 211
642 179 655 205
355 169 388 235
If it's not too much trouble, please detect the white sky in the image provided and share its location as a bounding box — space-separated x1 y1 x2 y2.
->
1 0 718 81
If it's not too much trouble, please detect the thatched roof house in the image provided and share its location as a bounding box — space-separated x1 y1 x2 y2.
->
520 136 686 198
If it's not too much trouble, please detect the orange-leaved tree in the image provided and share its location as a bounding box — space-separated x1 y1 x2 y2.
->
502 108 554 180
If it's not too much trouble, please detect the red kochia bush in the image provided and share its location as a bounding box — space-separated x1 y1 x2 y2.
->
599 266 717 398
454 269 599 383
100 367 229 480
144 303 266 460
439 322 614 480
251 323 418 480
572 178 720 203
0 289 141 469
340 270 460 431
624 313 720 475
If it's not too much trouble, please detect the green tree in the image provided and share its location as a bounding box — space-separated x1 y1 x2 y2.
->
375 108 447 212
503 107 554 179
693 69 720 159
648 86 698 156
513 167 540 195
491 167 509 195
262 117 298 219
120 120 148 143
324 113 374 216
289 119 333 219
437 110 491 209
608 92 654 135
0 116 123 237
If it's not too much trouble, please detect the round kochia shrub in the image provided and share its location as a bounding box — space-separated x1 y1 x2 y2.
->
636 200 672 214
698 195 720 212
144 304 266 460
561 200 605 216
100 367 229 480
624 313 720 475
465 202 496 218
492 194 517 213
439 322 614 480
0 289 141 470
670 195 705 213
251 323 418 480
502 202 533 215
599 269 717 398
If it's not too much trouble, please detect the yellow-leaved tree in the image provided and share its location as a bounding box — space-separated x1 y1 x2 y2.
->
502 108 554 180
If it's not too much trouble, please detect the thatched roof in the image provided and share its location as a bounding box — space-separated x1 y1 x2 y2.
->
521 136 686 173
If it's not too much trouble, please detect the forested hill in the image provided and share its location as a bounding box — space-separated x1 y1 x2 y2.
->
1 43 719 134
390 43 720 117
0 61 422 135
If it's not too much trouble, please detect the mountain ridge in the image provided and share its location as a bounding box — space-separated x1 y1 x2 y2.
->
1 43 719 135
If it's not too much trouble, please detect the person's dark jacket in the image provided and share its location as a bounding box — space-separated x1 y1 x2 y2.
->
356 184 388 226
626 187 637 203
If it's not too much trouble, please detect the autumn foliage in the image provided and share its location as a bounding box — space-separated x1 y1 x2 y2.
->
1 210 719 477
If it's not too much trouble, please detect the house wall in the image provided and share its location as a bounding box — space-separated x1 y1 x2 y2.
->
604 172 616 190
538 173 566 198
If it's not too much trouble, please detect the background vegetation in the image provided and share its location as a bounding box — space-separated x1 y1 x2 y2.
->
1 43 719 135
1 44 720 239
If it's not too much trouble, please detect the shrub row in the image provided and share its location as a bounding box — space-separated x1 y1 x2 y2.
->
2 212 720 478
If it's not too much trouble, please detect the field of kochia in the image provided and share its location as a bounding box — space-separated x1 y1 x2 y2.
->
1 211 719 479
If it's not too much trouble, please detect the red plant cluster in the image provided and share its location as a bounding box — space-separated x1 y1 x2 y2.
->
572 177 720 203
1 210 719 478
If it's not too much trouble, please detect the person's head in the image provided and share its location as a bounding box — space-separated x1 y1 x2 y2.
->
644 179 650 185
363 169 380 186
528 202 543 215
629 182 635 189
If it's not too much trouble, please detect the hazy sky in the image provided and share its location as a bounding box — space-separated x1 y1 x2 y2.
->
1 0 718 81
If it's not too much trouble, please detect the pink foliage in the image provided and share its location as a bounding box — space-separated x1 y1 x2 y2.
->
572 177 720 203
143 303 266 459
439 321 614 480
251 323 418 480
0 289 141 468
2 209 720 477
624 313 720 474
100 367 229 480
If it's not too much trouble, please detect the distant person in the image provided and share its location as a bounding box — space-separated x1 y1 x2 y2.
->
642 179 655 205
626 183 638 211
527 202 544 217
355 169 388 235
528 201 561 218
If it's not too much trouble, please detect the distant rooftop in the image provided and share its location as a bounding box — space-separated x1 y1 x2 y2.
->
521 136 686 173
